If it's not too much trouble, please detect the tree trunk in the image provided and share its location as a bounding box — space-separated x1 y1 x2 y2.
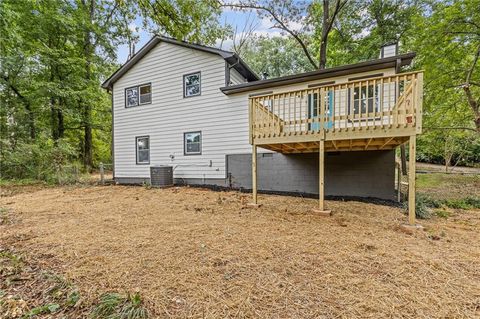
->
50 97 59 141
319 0 329 69
81 0 95 170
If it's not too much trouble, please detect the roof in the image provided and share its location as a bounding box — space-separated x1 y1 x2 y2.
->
101 35 259 90
220 52 416 95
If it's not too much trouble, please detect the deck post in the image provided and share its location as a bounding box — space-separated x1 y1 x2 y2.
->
252 144 258 204
408 135 416 225
312 137 331 215
319 138 325 211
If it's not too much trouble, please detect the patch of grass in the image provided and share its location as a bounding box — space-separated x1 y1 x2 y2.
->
435 210 451 218
416 173 478 189
408 194 480 219
0 207 10 224
0 251 24 275
0 178 46 187
442 197 480 210
92 292 148 319
23 303 60 317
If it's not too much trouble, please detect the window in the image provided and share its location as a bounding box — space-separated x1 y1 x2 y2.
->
348 84 380 117
139 84 152 104
184 131 201 155
307 91 334 130
184 72 201 97
125 83 151 107
136 136 150 164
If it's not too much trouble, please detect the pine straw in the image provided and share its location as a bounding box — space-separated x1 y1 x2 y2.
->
1 185 479 318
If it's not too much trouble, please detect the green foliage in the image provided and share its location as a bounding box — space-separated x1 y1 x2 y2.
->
92 292 148 319
435 210 450 218
0 137 80 184
406 193 480 219
24 303 61 317
404 194 433 219
0 0 227 179
442 197 480 210
417 131 480 167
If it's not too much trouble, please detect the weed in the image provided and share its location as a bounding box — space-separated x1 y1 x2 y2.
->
0 251 24 275
465 197 480 209
442 197 480 210
24 303 60 317
92 292 148 319
0 207 9 224
435 210 450 218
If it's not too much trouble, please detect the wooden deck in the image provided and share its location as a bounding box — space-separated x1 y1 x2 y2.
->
248 71 424 225
249 71 423 153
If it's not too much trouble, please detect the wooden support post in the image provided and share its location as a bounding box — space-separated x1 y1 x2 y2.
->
319 138 325 210
408 135 416 225
397 162 401 202
252 144 258 205
312 137 331 215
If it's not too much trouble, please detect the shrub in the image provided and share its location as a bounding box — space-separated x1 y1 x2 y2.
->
0 137 80 184
404 194 433 219
443 197 480 210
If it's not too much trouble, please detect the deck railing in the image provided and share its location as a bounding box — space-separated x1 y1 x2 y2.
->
249 71 423 143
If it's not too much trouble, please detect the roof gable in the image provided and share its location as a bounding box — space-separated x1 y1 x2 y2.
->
102 35 259 90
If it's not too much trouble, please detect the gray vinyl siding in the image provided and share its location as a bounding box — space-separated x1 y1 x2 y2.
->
230 68 247 85
112 42 252 180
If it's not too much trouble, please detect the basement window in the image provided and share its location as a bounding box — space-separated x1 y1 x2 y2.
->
125 83 151 107
184 131 201 155
184 72 201 97
136 136 150 164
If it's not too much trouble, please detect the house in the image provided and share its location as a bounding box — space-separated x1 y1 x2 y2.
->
102 35 423 224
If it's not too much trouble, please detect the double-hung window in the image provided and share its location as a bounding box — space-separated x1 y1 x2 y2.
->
136 136 150 164
184 131 201 155
125 83 151 107
183 72 201 97
349 84 380 118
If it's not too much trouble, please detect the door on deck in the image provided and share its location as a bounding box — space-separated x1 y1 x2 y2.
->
308 91 333 131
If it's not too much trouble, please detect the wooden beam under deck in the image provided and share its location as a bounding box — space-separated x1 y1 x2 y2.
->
259 136 409 153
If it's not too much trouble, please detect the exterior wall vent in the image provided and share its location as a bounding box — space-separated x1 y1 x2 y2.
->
150 165 173 187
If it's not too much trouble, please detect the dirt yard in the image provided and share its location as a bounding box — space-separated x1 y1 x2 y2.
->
1 185 479 318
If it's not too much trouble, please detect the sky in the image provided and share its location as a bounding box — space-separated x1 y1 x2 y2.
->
116 9 290 64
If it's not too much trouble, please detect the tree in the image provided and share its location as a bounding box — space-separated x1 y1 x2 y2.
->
407 0 480 133
240 36 314 77
222 0 348 69
135 0 229 45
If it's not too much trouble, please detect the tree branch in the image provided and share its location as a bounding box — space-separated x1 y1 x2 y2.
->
222 2 319 69
466 44 480 85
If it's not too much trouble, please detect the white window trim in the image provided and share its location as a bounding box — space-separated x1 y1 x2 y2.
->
136 136 150 164
183 72 201 98
184 131 202 155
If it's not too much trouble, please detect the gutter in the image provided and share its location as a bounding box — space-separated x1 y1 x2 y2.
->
220 52 416 95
